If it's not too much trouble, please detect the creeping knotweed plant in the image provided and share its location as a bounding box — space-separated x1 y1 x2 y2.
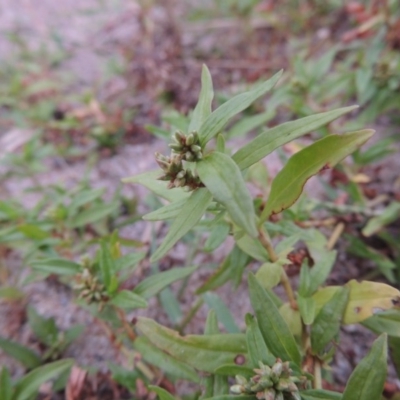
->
231 360 307 400
123 65 400 400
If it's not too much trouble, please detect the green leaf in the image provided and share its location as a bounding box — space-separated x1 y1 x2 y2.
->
197 152 257 237
100 242 115 293
0 337 42 370
151 188 212 262
362 202 400 237
27 306 58 347
248 273 301 365
389 336 400 379
279 303 302 337
232 105 359 170
255 262 282 290
196 246 250 294
198 70 282 145
148 385 176 400
30 258 81 276
148 386 177 400
214 364 254 377
136 317 250 373
298 295 316 326
115 251 145 271
260 130 374 222
143 199 186 221
245 314 275 367
362 310 400 337
0 368 13 400
203 293 240 333
68 202 118 228
300 389 342 399
110 290 148 310
135 337 199 382
133 265 197 299
122 170 189 202
204 221 230 253
68 188 104 215
18 224 49 240
342 334 387 400
189 64 214 133
234 231 269 261
14 359 74 400
227 110 275 138
311 287 349 354
299 251 337 297
201 311 230 398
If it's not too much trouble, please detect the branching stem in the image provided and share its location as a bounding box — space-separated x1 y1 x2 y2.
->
258 226 297 309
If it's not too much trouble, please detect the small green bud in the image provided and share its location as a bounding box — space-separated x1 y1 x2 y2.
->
185 152 194 161
230 385 244 394
176 170 186 179
169 143 182 152
190 144 202 153
236 375 248 386
272 361 283 378
173 131 184 143
195 152 203 160
186 133 195 146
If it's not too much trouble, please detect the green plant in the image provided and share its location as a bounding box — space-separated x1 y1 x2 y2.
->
123 65 400 399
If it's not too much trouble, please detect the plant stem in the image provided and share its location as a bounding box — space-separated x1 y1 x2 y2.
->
115 306 137 341
313 358 322 389
258 227 297 309
326 222 345 251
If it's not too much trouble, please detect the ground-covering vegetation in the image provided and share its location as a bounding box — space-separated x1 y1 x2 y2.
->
0 1 400 399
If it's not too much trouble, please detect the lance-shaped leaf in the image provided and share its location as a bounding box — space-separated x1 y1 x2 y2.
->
196 246 250 294
110 290 148 310
197 152 258 238
342 334 387 400
136 318 250 373
300 389 342 399
135 337 199 382
68 202 119 228
189 64 214 133
0 337 41 370
245 314 275 367
122 170 189 202
260 130 374 222
232 105 359 170
198 70 282 145
30 258 81 276
362 310 400 337
310 287 349 354
201 311 230 398
14 359 74 400
248 273 301 365
151 188 212 262
148 386 177 400
133 265 197 299
0 368 12 400
143 199 186 221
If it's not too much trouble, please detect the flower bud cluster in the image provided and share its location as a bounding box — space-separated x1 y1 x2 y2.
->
231 359 306 400
155 130 205 191
73 268 109 305
169 130 203 161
